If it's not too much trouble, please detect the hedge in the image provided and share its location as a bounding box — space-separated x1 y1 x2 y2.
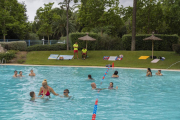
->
172 44 180 54
70 32 122 50
26 44 67 51
0 41 27 51
122 34 179 51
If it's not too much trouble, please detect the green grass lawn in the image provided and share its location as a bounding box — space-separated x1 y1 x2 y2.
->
25 50 180 69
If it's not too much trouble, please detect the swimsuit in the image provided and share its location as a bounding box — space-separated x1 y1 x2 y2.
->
41 89 50 96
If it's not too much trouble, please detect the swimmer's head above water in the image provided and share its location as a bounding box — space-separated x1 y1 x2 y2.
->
91 82 96 89
42 79 48 88
63 89 69 97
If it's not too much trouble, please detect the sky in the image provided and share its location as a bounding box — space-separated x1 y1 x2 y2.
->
17 0 133 22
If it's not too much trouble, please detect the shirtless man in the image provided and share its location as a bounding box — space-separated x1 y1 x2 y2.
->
13 70 18 77
29 69 36 76
156 70 163 76
18 71 24 77
91 83 106 90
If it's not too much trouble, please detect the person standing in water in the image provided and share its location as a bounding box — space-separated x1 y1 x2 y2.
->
13 70 18 77
108 82 118 90
38 79 59 98
29 69 36 76
146 68 152 77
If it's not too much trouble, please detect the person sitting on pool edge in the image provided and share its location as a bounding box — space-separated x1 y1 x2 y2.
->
82 47 87 60
29 69 36 76
112 71 119 78
30 91 40 101
108 82 118 90
38 79 59 98
88 74 94 80
146 68 152 77
13 70 18 77
18 71 24 77
156 70 163 76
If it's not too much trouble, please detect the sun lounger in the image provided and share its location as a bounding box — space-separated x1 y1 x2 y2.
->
57 55 74 60
48 54 59 59
108 56 117 61
151 59 160 63
138 56 149 59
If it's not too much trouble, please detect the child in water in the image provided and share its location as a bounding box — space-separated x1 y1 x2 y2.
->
30 91 39 101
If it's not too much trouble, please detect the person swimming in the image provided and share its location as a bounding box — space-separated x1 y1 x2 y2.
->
59 89 73 99
108 82 118 90
29 69 36 76
38 79 59 98
30 91 39 101
146 68 152 77
156 70 163 76
112 71 119 78
91 82 106 90
88 74 94 80
18 71 24 77
13 70 18 77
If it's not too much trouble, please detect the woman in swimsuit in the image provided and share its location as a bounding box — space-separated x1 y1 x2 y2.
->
38 79 59 98
146 68 152 77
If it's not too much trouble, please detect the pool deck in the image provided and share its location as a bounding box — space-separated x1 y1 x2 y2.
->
2 64 180 71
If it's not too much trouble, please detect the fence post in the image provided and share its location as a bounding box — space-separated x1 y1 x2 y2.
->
28 40 30 46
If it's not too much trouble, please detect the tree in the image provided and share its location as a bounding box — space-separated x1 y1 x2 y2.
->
131 0 137 51
59 0 79 50
0 0 29 41
35 3 60 44
77 0 123 36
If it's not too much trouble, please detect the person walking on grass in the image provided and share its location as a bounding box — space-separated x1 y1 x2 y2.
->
73 42 79 59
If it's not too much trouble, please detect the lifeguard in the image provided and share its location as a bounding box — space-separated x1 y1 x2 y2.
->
81 47 87 60
73 42 79 59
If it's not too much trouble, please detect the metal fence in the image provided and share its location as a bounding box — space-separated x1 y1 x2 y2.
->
0 39 66 46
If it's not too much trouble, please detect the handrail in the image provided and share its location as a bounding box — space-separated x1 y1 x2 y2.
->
1 58 6 64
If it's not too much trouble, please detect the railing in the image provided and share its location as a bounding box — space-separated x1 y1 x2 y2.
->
1 58 6 64
0 39 66 46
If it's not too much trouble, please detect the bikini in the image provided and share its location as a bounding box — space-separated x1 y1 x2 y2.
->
41 88 50 96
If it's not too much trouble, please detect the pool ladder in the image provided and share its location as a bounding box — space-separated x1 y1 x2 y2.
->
1 58 6 64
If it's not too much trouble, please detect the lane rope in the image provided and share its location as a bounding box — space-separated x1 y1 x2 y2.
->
92 63 114 120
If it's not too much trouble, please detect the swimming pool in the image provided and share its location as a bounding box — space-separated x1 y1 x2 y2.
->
0 65 180 120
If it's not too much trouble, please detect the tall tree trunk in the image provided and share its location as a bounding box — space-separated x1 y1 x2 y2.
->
66 0 69 50
3 34 6 42
131 0 137 51
48 35 49 45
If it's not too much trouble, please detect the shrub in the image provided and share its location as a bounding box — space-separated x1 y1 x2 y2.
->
70 32 122 50
26 44 67 51
172 44 180 54
122 34 179 51
0 51 16 62
17 59 25 64
0 41 27 51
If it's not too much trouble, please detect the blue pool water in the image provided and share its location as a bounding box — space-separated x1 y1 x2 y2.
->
0 65 180 120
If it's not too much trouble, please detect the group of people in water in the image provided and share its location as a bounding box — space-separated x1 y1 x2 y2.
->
146 68 163 77
30 79 71 101
14 68 163 101
29 70 120 101
13 69 36 77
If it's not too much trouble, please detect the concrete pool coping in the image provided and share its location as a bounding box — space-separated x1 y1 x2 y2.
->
2 64 180 72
